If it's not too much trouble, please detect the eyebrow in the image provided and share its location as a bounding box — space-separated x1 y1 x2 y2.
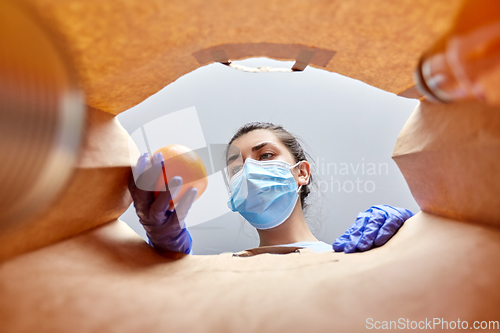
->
226 141 279 165
251 141 278 152
226 153 239 166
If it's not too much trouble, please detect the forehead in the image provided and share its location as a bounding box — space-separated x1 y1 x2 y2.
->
230 129 285 153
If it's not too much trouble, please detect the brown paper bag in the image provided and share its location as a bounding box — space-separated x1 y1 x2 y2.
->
393 100 500 226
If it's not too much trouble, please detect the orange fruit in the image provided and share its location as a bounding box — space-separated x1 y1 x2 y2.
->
152 144 208 210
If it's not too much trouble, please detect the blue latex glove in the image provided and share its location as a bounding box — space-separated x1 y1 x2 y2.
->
128 152 197 256
332 205 414 254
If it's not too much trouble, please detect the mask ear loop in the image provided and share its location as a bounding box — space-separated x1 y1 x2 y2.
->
224 167 235 196
290 160 301 169
291 160 305 193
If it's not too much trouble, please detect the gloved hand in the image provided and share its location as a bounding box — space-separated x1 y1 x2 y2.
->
332 205 414 254
128 152 197 256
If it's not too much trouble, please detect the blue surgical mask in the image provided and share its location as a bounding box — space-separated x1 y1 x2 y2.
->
226 158 303 230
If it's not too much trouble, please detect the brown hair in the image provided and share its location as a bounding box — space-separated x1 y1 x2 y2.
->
227 122 314 211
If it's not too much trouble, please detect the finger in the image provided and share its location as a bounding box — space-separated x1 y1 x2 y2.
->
171 187 198 229
148 176 183 223
404 208 414 218
133 152 150 179
379 205 414 220
151 152 163 165
131 155 166 220
165 176 183 201
332 234 349 252
371 205 411 247
343 213 371 253
356 210 387 252
128 152 149 195
332 211 367 252
136 153 164 191
133 163 162 216
374 214 405 247
128 170 152 222
332 228 353 252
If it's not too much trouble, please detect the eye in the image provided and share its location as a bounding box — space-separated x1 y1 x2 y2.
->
260 152 274 160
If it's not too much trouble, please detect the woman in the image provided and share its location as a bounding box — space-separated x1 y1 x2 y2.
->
128 122 413 256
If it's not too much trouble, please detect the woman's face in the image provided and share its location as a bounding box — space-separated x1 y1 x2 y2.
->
226 129 310 186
